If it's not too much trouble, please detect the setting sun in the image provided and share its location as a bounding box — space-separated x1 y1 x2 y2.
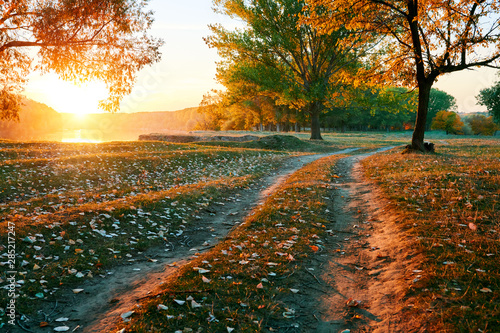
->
24 73 108 115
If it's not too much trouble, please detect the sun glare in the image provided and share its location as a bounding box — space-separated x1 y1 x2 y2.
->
25 74 108 115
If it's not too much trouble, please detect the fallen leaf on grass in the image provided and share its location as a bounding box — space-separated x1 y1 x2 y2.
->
121 311 134 322
53 326 70 332
290 289 299 294
174 299 186 305
283 308 295 318
480 288 492 293
72 289 84 294
202 276 211 283
256 282 264 289
468 223 477 231
157 304 168 310
191 300 202 308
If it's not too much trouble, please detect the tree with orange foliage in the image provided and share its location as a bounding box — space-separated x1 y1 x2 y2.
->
431 110 464 135
466 114 499 136
0 0 163 120
304 0 500 151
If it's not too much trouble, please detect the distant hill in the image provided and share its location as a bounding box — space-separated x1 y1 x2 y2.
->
61 107 200 132
0 97 202 141
0 98 62 140
60 107 201 141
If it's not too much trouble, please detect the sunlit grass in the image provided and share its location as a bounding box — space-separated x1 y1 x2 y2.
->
363 138 500 332
117 154 345 332
0 141 289 319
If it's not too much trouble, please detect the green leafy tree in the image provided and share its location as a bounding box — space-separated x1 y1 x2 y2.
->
206 0 367 140
431 111 464 135
466 114 499 136
477 79 500 124
1 0 163 120
305 0 500 151
427 89 457 130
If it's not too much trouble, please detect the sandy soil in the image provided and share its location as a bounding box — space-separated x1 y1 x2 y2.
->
10 147 425 333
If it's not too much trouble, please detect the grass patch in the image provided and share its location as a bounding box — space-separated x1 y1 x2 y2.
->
362 138 500 332
195 134 336 153
116 154 346 332
0 141 289 322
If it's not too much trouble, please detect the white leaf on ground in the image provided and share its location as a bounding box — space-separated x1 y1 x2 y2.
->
121 311 134 320
202 276 211 283
191 300 202 308
290 289 299 293
157 304 168 310
72 289 84 294
55 317 69 322
53 327 70 332
174 299 186 305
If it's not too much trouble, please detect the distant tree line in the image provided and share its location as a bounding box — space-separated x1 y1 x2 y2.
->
432 111 499 136
196 87 458 133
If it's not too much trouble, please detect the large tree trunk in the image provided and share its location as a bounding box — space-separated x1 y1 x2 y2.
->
411 80 433 151
309 102 323 140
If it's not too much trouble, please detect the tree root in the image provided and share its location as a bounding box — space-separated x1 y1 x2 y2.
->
402 142 435 154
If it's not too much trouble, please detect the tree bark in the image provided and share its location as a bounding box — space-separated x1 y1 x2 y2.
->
309 102 323 140
411 80 433 151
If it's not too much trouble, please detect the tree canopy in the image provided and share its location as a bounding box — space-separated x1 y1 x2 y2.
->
427 88 457 130
206 0 370 140
304 0 500 150
0 0 163 120
465 114 499 136
431 110 464 135
477 76 500 124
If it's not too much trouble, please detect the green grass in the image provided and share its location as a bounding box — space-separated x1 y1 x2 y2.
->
362 138 500 332
0 141 290 320
116 154 345 332
2 133 499 331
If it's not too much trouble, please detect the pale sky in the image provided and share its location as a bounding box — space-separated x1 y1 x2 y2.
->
23 0 498 115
